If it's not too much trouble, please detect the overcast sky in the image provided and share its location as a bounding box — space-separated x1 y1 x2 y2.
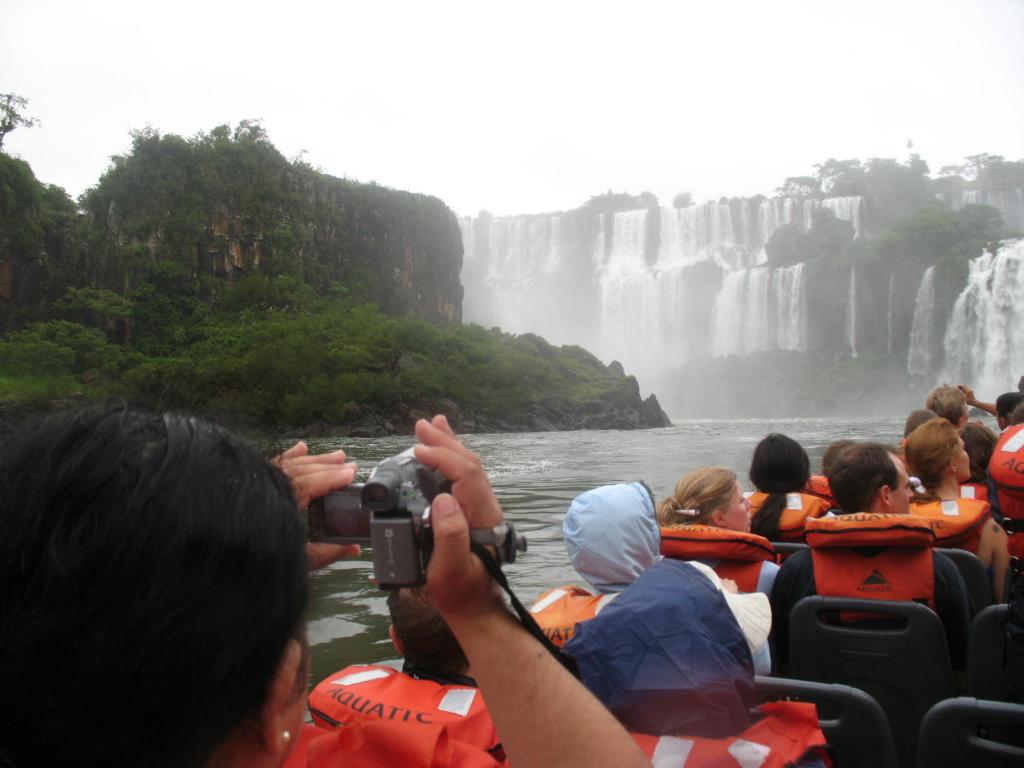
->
3 0 1022 218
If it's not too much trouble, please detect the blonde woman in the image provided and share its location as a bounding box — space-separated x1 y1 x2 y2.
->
905 417 1010 601
657 467 779 597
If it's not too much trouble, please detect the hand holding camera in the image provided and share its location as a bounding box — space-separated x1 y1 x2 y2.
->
306 415 526 590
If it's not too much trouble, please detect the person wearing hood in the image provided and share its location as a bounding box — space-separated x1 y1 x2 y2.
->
560 522 828 766
529 482 660 648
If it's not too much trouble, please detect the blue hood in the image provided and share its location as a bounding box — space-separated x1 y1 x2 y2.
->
563 482 660 593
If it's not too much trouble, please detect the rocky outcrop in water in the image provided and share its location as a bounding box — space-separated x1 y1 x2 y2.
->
280 362 672 438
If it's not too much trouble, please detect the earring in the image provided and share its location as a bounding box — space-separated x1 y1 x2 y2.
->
282 730 292 744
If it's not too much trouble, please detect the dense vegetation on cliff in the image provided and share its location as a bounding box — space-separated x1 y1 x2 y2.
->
0 122 669 433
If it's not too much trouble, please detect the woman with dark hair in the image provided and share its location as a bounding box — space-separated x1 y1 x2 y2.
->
959 420 998 502
748 433 829 542
0 405 648 768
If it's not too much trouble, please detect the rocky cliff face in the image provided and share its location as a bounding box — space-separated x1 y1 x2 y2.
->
2 127 464 331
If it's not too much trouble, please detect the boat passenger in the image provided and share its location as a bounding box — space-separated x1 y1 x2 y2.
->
308 588 503 761
906 417 1010 601
566 559 828 765
530 482 659 647
657 466 778 596
0 405 649 768
748 433 830 542
805 439 854 508
959 420 997 503
903 408 938 440
995 392 1024 431
988 418 1024 703
770 442 971 673
926 385 969 428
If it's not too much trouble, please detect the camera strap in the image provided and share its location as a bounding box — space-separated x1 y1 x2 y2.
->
469 541 581 679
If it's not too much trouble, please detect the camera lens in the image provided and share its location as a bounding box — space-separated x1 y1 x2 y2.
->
363 480 397 510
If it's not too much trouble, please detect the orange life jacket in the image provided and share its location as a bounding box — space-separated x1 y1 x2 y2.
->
989 424 1024 557
958 481 989 503
805 513 936 609
748 492 831 542
528 586 616 647
631 701 831 768
908 497 990 553
659 525 774 593
307 664 500 757
805 475 836 508
284 720 502 768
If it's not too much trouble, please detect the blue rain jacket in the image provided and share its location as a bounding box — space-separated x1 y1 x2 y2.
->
565 559 756 738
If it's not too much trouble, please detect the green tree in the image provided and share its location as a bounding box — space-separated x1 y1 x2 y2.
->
775 176 820 198
814 159 865 195
0 92 38 151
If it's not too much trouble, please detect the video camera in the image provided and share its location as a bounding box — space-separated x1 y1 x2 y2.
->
307 447 525 588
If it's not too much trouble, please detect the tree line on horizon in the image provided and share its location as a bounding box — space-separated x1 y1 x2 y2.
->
0 92 1019 426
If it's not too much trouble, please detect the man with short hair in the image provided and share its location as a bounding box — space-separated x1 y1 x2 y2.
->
770 443 971 671
926 386 969 427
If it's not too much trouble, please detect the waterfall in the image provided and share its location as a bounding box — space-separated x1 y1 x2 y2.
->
845 265 858 358
886 272 895 356
775 264 806 351
821 196 863 239
459 194 860 377
907 266 936 375
710 264 805 357
940 240 1024 397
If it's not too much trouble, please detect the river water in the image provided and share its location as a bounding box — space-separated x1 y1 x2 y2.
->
303 416 914 687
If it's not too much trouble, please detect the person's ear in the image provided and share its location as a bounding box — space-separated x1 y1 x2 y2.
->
877 484 893 510
258 638 305 759
388 624 404 657
710 508 726 527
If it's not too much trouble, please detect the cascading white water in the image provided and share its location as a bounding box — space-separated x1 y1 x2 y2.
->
597 211 659 373
460 195 861 379
845 265 858 358
907 266 936 375
710 264 806 357
940 240 1024 397
886 272 895 356
775 264 806 351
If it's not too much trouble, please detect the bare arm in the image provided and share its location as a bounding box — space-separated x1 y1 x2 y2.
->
958 385 997 417
415 417 648 768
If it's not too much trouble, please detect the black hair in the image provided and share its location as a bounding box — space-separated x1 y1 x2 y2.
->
387 588 468 677
748 433 810 541
997 392 1024 420
827 442 898 514
0 404 308 767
